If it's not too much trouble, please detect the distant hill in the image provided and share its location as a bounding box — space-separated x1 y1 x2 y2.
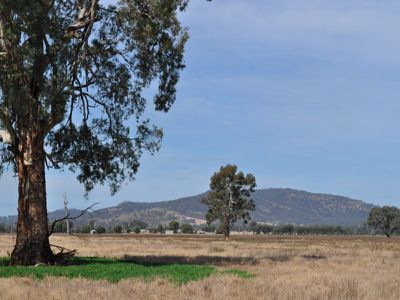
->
250 189 375 225
0 188 376 228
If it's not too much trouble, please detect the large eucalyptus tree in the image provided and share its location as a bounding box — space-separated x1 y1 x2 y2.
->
202 165 256 239
0 0 192 265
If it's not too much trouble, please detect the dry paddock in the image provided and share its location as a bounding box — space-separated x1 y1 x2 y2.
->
0 234 399 300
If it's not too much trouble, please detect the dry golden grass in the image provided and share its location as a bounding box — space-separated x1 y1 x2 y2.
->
1 233 400 299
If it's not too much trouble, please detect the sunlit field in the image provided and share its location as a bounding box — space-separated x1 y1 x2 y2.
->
1 234 400 300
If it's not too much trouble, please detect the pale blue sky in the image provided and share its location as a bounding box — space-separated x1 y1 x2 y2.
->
1 0 400 215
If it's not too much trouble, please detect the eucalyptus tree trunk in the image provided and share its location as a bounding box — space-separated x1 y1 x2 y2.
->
10 129 53 265
223 217 231 239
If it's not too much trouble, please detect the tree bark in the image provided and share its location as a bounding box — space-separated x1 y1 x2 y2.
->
10 131 54 265
223 217 231 239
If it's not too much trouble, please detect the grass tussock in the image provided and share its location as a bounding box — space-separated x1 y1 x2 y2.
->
208 246 225 253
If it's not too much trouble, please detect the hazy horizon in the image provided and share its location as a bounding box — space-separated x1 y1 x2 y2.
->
0 186 380 217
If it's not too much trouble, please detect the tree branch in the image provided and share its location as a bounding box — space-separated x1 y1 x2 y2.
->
67 0 99 83
0 14 8 57
48 202 99 237
51 244 78 263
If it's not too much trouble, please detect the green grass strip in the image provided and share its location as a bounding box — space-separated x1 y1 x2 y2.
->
0 257 253 284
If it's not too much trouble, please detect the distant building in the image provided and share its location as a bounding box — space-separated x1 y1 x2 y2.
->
90 230 96 234
165 230 174 235
140 229 150 234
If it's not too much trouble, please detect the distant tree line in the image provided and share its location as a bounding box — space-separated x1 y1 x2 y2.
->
69 219 196 235
42 205 400 238
0 222 14 233
247 221 368 236
49 221 73 233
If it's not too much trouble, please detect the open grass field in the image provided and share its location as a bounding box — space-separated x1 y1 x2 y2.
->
1 234 400 300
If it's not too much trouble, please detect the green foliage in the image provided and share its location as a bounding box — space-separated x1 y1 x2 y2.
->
0 0 190 194
113 225 123 234
51 222 64 233
259 224 273 234
367 206 400 237
134 227 140 234
130 220 149 230
201 224 216 233
89 220 95 230
273 224 295 235
169 221 180 233
0 223 15 233
50 220 73 233
80 224 92 234
250 223 365 236
215 226 225 235
294 225 345 235
180 223 193 234
202 164 256 238
248 222 270 234
95 226 106 234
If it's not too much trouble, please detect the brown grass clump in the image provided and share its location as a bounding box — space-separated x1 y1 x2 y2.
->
1 234 400 299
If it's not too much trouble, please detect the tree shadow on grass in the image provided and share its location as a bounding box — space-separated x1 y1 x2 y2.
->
120 255 259 266
0 258 9 266
0 256 258 267
302 254 327 261
265 254 292 262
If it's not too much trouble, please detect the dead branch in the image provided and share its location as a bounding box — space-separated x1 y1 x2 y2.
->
48 202 99 237
51 244 78 264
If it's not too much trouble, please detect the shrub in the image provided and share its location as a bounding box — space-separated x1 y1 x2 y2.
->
157 224 165 233
181 224 193 234
113 225 123 234
95 226 106 234
80 224 92 234
169 221 180 233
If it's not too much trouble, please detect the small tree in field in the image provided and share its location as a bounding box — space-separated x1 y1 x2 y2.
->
95 226 106 234
113 225 123 234
367 206 400 237
80 224 91 234
180 223 193 234
169 220 180 233
202 164 256 239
